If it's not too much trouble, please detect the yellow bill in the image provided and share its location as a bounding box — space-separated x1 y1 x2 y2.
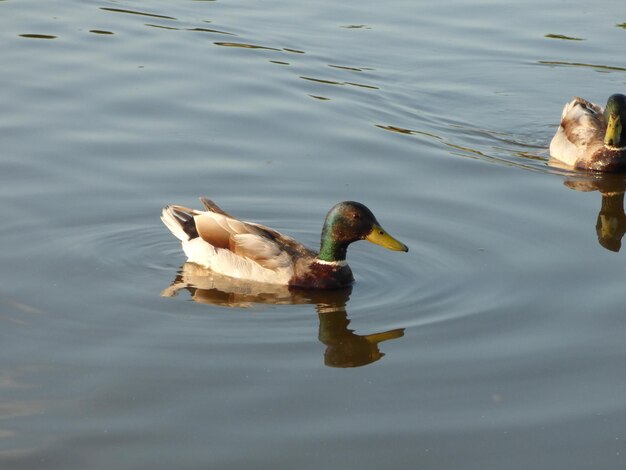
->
365 224 409 252
605 113 622 147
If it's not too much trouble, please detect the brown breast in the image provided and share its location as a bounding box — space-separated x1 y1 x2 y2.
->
583 147 626 172
289 261 354 289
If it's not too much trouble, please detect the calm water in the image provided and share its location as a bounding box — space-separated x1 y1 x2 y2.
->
2 0 626 468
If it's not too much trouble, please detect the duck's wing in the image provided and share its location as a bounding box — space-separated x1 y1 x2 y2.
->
193 210 317 270
199 197 236 218
550 97 606 166
560 97 605 145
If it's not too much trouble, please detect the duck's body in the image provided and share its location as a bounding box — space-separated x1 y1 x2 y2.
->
550 94 626 172
161 198 407 289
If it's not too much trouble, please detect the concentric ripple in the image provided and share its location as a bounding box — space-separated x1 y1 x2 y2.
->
47 221 176 286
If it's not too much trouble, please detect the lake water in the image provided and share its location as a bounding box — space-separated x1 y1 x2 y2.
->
2 0 626 468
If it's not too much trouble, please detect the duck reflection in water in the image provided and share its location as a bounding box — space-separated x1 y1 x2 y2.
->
162 262 404 367
562 174 626 252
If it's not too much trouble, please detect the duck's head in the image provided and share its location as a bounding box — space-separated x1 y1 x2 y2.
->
318 201 408 262
603 94 626 149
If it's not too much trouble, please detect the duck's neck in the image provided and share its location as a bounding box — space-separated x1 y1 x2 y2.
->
600 192 626 217
318 230 348 262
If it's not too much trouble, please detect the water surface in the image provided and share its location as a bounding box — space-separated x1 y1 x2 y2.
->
2 0 626 468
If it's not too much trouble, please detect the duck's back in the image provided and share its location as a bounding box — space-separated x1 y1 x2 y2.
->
161 201 317 284
550 97 605 167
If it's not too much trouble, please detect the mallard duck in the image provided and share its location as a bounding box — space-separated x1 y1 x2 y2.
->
550 94 626 171
161 198 408 289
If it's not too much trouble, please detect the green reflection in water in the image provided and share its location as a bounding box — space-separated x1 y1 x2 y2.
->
100 7 176 20
301 76 343 86
145 24 179 31
214 42 281 51
346 81 379 90
544 33 584 41
301 76 378 90
18 34 56 39
376 124 442 140
539 60 626 72
329 64 372 72
188 27 235 36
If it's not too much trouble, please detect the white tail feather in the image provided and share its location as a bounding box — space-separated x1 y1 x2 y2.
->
161 206 189 242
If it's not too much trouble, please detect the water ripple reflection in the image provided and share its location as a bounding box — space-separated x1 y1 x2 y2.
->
89 29 114 35
90 1 384 102
100 7 177 21
349 236 479 329
377 122 550 173
5 0 626 465
214 41 280 51
55 223 174 280
538 60 626 73
18 34 56 39
300 75 380 90
560 173 626 252
161 263 405 368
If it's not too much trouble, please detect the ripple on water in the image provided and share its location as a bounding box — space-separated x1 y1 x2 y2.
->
50 222 176 283
348 228 479 328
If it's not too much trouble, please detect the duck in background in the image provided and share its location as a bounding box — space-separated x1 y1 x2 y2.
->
550 94 626 172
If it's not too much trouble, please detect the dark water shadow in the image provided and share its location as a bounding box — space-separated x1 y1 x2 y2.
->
162 263 405 368
560 173 626 252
